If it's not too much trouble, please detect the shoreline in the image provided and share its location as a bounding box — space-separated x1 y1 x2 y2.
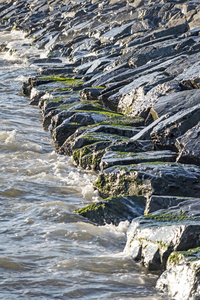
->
1 0 200 299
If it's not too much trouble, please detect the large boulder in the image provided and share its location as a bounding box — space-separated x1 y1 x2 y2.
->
145 195 200 214
150 89 200 121
157 248 200 300
124 199 200 271
151 104 200 151
100 150 176 170
75 195 146 226
94 162 200 198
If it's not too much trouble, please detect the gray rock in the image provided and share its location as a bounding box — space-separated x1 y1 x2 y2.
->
151 104 200 150
75 195 146 226
72 141 111 171
107 140 154 153
100 150 177 170
176 60 200 89
94 162 200 198
156 248 200 300
131 114 168 141
99 21 136 44
29 87 45 106
176 122 200 166
124 199 200 271
151 89 200 120
79 88 104 101
145 195 200 215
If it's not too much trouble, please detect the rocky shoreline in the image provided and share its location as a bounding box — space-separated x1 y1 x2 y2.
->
1 0 200 299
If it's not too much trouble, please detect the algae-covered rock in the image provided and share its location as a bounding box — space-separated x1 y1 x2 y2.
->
66 128 129 153
100 150 176 170
59 115 143 156
72 141 110 171
75 195 146 226
94 162 200 198
124 199 200 271
156 248 200 300
52 102 134 150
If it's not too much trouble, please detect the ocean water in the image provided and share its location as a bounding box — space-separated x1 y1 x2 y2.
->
0 30 167 300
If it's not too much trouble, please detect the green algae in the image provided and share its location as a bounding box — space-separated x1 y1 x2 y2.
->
75 202 105 214
38 76 84 86
168 251 183 266
144 210 190 222
180 247 200 260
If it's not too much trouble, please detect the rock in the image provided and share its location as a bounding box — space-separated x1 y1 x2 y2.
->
151 104 200 151
79 87 104 101
109 71 171 116
72 141 111 171
124 199 200 271
99 21 135 44
156 247 200 300
131 114 168 141
188 9 200 30
127 0 144 8
145 195 200 215
2 2 200 297
176 122 200 166
22 82 32 96
94 162 200 198
151 89 200 121
29 87 45 106
59 114 143 156
100 150 177 170
51 100 143 150
75 195 146 226
107 139 154 153
176 60 200 89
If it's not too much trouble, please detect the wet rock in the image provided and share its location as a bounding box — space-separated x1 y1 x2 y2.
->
29 87 45 106
68 128 129 152
79 87 104 101
72 141 111 171
156 247 200 300
99 21 135 44
94 162 200 198
176 122 200 166
22 82 32 96
151 89 200 121
176 60 200 89
107 140 154 153
124 199 200 271
131 114 168 141
100 150 177 170
145 195 200 215
151 104 200 151
110 69 176 117
52 112 101 149
75 195 146 226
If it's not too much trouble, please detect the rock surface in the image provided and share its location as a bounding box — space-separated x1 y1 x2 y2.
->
156 248 200 300
75 195 146 226
124 199 200 271
94 163 200 198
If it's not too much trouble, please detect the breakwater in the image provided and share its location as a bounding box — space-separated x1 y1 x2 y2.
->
1 0 200 299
